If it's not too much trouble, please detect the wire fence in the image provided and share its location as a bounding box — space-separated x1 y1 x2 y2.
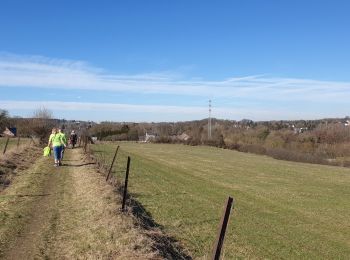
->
0 137 33 156
82 140 234 260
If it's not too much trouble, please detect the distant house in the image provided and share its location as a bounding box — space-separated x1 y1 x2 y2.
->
177 133 190 141
293 127 308 134
2 127 16 137
145 132 157 142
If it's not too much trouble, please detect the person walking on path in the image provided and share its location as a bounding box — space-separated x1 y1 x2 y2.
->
58 128 67 164
48 128 65 167
69 130 78 148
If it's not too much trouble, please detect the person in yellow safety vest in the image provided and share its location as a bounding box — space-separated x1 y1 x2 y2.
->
58 128 67 166
48 128 65 167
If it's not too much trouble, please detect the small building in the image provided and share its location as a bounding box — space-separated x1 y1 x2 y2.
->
293 127 308 134
145 132 156 142
2 127 16 137
177 133 190 141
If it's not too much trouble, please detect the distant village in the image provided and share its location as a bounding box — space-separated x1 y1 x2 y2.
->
2 117 350 143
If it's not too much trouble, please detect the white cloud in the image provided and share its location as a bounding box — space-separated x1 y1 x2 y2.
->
1 53 350 121
1 53 350 101
0 100 336 122
0 100 206 114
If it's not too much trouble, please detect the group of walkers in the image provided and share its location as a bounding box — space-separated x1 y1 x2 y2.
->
47 128 78 167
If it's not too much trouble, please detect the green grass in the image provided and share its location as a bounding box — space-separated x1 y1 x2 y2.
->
0 137 31 154
92 142 350 259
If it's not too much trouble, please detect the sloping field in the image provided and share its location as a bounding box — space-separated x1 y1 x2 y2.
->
92 142 350 259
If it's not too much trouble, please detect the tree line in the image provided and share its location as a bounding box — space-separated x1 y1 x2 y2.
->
2 108 350 166
88 117 350 166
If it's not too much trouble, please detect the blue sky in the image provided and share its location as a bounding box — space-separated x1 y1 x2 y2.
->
1 0 350 122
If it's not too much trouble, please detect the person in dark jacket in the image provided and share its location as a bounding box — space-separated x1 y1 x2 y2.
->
69 130 78 148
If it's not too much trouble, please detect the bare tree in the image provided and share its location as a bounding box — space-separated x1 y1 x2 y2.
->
33 107 53 119
30 107 55 145
0 109 9 132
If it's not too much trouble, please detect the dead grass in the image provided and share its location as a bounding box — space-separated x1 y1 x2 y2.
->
0 146 41 191
88 150 192 259
0 148 161 259
50 148 159 259
0 137 32 155
0 155 53 258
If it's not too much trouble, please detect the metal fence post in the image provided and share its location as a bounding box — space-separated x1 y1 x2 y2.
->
2 137 10 154
106 146 120 181
211 196 234 260
121 156 131 212
17 137 20 149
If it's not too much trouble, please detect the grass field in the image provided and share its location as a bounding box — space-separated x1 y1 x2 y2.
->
0 137 31 154
91 142 350 259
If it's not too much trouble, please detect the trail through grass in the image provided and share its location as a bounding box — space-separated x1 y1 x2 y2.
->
0 148 158 259
92 142 350 259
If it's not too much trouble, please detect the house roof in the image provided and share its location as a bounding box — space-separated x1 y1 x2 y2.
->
2 127 15 137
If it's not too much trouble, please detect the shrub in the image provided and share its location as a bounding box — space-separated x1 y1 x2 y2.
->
238 144 267 155
225 143 240 150
266 148 326 165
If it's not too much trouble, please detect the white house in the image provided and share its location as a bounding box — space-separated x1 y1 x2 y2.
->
145 132 156 142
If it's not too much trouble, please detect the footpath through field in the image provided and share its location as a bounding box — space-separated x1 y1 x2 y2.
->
0 148 158 259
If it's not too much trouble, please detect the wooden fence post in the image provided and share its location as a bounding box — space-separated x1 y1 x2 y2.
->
84 136 88 153
106 146 120 181
86 136 90 153
121 156 131 212
211 196 234 260
82 136 84 151
2 137 10 154
17 137 20 149
31 136 36 145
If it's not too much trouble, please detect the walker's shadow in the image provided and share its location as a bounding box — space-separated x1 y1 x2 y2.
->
1 193 51 197
62 162 96 167
116 186 192 260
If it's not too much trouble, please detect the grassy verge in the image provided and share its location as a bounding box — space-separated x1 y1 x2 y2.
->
0 137 31 154
0 148 159 259
91 142 350 259
0 155 52 257
50 148 157 259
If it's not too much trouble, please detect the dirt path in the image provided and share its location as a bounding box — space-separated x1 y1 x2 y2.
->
0 148 158 259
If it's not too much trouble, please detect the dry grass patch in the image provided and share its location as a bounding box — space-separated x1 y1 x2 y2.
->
48 149 159 259
1 148 161 259
0 155 53 258
0 146 41 191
